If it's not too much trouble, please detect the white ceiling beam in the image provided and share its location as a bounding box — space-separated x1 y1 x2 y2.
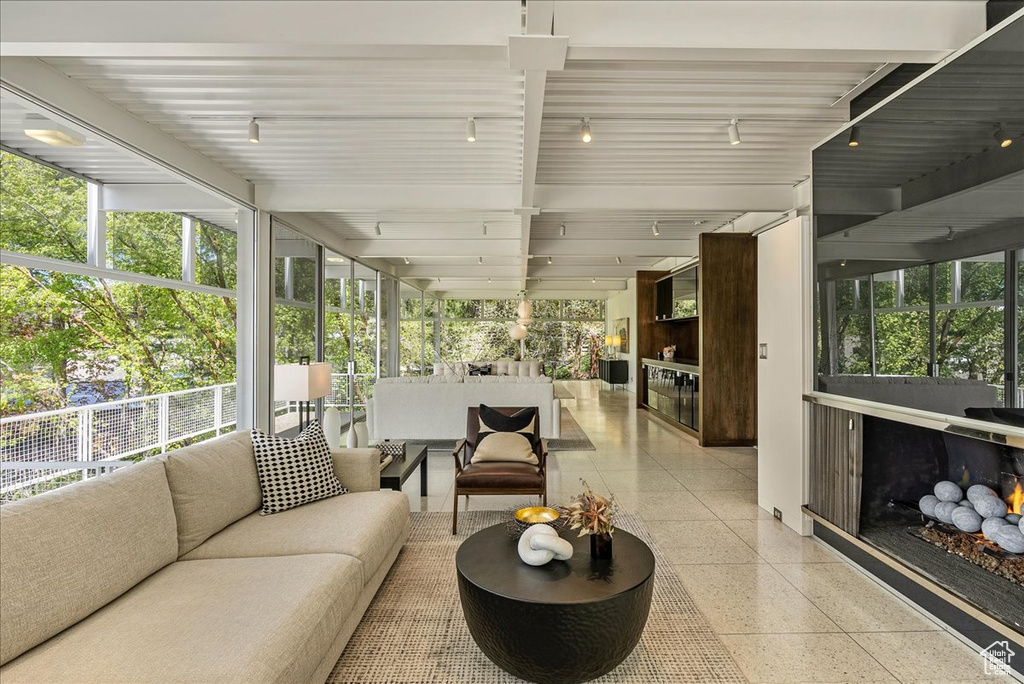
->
0 57 253 205
535 184 795 212
556 1 986 64
256 184 520 212
100 183 236 213
532 239 698 257
0 1 521 58
343 239 521 258
398 265 523 278
528 264 639 278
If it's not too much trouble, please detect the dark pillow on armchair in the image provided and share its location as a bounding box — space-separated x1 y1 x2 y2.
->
471 405 538 465
468 363 492 376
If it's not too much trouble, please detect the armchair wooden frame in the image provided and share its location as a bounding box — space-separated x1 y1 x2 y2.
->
452 406 548 534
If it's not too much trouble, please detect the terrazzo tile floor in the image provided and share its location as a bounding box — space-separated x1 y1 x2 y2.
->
397 381 995 684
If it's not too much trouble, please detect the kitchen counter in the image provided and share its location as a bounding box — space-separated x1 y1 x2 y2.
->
641 358 700 375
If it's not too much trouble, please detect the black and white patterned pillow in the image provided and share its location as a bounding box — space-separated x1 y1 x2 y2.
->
250 422 347 515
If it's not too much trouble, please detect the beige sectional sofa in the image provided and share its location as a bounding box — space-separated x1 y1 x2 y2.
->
0 432 409 684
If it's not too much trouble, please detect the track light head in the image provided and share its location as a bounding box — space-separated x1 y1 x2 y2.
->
248 118 260 144
727 119 741 146
466 117 476 142
482 223 487 236
840 259 847 267
847 125 861 147
488 277 492 283
547 256 553 265
374 222 382 236
616 256 622 264
652 221 660 236
581 117 592 143
592 277 597 284
478 256 483 265
560 223 566 236
995 124 1012 148
403 256 410 265
946 226 956 241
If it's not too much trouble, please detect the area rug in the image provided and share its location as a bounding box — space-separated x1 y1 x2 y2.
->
420 407 595 452
328 511 748 684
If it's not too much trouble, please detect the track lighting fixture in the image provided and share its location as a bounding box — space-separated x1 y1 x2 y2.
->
580 117 592 143
592 277 596 284
547 256 553 265
374 222 382 236
488 277 492 283
466 117 476 142
946 227 956 241
616 256 622 264
693 220 705 226
995 124 1012 148
403 256 410 265
560 223 566 236
727 119 741 146
482 223 487 236
478 257 483 265
437 277 441 283
248 118 260 144
840 259 847 267
847 125 860 147
652 221 660 236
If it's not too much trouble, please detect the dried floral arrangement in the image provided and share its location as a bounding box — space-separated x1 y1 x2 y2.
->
560 479 618 537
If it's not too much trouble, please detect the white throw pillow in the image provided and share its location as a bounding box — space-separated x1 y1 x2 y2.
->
250 422 347 515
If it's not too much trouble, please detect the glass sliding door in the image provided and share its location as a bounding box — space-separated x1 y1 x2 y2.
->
273 224 317 434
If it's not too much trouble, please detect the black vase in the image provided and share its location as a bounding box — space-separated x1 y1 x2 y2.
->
590 532 613 559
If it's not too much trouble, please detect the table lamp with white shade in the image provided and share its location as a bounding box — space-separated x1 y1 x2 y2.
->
274 358 332 432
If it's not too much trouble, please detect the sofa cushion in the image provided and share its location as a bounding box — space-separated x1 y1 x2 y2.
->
0 554 362 684
251 422 347 515
0 459 177 666
161 430 262 557
179 490 410 586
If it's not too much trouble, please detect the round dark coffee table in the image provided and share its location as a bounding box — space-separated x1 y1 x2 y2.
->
456 524 655 684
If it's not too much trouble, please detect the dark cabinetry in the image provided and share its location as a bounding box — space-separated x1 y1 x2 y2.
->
644 362 699 431
599 358 628 389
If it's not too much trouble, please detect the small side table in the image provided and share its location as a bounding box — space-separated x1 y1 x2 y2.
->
379 443 428 496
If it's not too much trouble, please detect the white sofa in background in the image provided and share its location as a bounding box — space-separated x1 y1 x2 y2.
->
818 375 998 417
368 375 561 440
0 432 409 684
433 359 544 377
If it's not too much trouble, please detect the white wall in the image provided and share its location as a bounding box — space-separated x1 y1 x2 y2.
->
757 217 813 535
606 277 637 393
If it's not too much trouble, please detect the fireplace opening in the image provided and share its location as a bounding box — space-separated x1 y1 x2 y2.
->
859 416 1024 632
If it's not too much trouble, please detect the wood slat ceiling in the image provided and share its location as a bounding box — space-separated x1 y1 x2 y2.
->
42 57 526 186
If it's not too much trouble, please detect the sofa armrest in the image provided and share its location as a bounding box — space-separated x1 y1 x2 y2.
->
330 448 380 492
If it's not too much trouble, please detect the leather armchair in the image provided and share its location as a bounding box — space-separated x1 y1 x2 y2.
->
452 406 547 534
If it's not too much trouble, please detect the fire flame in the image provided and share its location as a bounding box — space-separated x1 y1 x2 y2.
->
1008 479 1023 516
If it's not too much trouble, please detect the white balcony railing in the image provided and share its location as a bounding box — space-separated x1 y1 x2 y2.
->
0 374 373 502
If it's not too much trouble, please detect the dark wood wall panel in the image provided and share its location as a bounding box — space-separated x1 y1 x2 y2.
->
809 404 863 535
635 270 670 407
699 233 757 446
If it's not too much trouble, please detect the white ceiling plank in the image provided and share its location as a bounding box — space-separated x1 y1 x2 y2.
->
0 57 253 205
555 1 986 64
257 184 521 212
101 183 236 213
344 239 522 258
534 184 795 212
0 1 522 57
531 239 698 257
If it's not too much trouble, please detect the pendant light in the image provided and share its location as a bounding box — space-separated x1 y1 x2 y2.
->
847 125 860 147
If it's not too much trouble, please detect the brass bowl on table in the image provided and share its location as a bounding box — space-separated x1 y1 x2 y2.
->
514 506 560 524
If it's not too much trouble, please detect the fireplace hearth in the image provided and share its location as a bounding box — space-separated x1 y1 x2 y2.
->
859 417 1024 633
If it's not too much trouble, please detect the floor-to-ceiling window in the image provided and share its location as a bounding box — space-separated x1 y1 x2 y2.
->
0 150 243 501
435 299 605 378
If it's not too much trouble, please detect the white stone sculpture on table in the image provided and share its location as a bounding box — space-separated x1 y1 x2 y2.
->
518 525 574 566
